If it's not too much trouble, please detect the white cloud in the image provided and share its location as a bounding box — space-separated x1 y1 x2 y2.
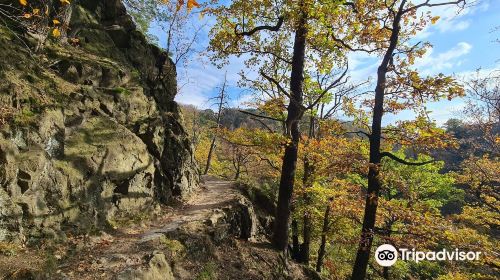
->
231 93 255 108
175 65 221 107
383 64 500 126
175 52 257 108
436 20 471 33
347 42 473 86
455 64 500 81
413 0 490 39
414 42 473 75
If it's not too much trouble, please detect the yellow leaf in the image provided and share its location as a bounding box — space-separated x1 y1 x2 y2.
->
23 13 32 19
431 16 440 24
33 8 39 15
60 0 70 4
53 19 60 25
19 0 27 6
52 28 61 38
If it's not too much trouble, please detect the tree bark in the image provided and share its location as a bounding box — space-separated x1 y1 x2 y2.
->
351 3 404 279
298 116 315 263
316 202 331 272
300 210 312 263
203 76 227 175
383 266 390 279
292 219 300 259
234 158 241 180
204 137 216 175
272 3 308 251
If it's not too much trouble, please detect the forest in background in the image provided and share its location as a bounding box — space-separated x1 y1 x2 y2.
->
181 85 499 279
173 0 500 278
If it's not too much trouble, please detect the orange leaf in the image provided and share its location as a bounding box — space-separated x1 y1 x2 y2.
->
176 0 185 11
19 0 27 6
187 0 200 11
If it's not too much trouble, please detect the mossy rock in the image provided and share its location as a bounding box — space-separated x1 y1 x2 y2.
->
70 5 99 28
76 29 127 64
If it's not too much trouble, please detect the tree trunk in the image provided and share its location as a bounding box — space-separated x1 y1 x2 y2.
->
234 160 241 180
272 4 308 251
203 76 226 175
299 116 315 263
191 110 199 150
351 4 403 279
383 267 390 279
316 203 331 272
203 137 216 175
292 219 300 260
299 158 313 263
300 213 311 263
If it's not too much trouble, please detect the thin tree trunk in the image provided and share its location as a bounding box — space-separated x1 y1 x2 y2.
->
234 160 241 180
383 267 390 279
316 202 331 272
351 3 404 279
299 116 315 264
191 110 198 150
204 137 216 175
292 219 300 260
272 3 308 251
300 212 311 263
299 158 312 263
203 74 227 175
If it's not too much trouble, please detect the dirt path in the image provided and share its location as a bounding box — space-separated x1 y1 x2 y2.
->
56 176 240 279
0 177 240 279
141 176 240 241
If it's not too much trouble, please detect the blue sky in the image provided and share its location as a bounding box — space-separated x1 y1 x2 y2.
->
150 0 500 126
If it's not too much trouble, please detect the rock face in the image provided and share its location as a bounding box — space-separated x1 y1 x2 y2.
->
0 0 198 242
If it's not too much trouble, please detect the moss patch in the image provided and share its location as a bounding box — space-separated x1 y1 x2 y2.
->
111 87 131 96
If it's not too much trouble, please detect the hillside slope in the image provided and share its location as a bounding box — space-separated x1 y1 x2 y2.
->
0 0 198 244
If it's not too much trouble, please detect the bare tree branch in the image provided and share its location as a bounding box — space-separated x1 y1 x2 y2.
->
306 65 349 110
260 70 291 98
235 16 284 36
249 117 275 133
238 109 284 122
381 152 435 165
402 0 467 13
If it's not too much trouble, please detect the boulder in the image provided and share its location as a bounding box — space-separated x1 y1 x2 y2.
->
117 252 174 280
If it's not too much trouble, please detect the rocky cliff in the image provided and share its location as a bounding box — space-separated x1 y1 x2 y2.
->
0 0 198 243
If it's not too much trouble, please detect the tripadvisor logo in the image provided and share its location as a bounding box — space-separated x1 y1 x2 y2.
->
374 244 482 267
375 244 398 267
